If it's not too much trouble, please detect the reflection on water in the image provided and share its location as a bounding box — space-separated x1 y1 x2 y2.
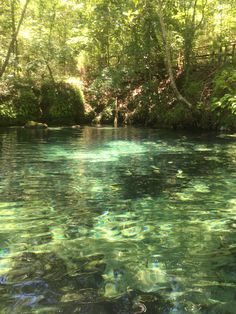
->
0 126 236 313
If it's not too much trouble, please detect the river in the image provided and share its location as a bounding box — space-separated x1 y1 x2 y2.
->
0 126 236 313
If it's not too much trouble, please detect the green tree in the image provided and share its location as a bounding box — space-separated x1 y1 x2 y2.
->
0 0 30 78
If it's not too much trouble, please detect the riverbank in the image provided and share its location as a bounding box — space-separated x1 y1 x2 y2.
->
85 64 236 131
1 65 235 131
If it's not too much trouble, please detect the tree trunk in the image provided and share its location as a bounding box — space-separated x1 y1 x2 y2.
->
45 61 55 84
157 1 192 109
10 0 19 76
0 0 30 78
114 97 118 127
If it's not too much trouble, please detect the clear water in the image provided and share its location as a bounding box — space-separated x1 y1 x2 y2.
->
0 126 236 314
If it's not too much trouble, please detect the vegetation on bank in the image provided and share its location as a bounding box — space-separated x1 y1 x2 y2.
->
0 79 85 126
86 64 236 130
1 65 235 130
0 0 235 130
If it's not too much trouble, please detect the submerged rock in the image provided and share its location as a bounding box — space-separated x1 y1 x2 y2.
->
59 289 173 314
82 260 106 274
97 290 173 314
6 252 67 284
61 288 99 303
24 121 48 129
132 291 173 314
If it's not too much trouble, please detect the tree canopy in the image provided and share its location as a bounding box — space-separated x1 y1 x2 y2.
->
0 0 236 129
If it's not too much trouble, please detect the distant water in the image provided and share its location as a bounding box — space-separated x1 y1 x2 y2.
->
0 126 236 313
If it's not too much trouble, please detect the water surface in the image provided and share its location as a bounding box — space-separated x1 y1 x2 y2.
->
0 127 236 313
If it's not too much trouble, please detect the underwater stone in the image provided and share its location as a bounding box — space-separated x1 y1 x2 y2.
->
83 260 106 274
104 282 118 298
133 291 173 314
71 272 103 289
7 252 67 284
61 288 99 303
101 290 173 314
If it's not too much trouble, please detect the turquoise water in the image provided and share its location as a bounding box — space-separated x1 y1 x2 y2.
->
0 126 236 314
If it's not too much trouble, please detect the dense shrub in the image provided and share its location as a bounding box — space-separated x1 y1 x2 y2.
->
212 67 236 98
0 81 16 125
0 79 85 126
40 81 85 124
0 79 39 125
12 80 41 123
1 65 235 130
100 100 115 124
211 94 236 129
0 103 17 126
184 80 203 103
125 66 236 130
210 67 236 130
86 67 130 125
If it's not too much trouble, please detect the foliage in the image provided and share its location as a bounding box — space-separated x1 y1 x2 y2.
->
0 79 39 125
0 0 236 129
0 79 85 126
0 103 17 126
210 67 236 129
100 101 115 124
212 68 236 98
183 79 203 103
211 94 236 129
128 86 155 125
163 103 193 128
39 81 85 124
12 80 40 122
0 81 16 125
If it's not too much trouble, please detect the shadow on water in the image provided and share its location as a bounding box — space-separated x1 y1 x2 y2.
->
0 251 172 313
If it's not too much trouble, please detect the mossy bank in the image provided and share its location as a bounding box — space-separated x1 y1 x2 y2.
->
0 79 86 127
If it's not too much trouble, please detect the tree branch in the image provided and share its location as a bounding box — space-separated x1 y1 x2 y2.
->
0 0 30 78
157 1 192 108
